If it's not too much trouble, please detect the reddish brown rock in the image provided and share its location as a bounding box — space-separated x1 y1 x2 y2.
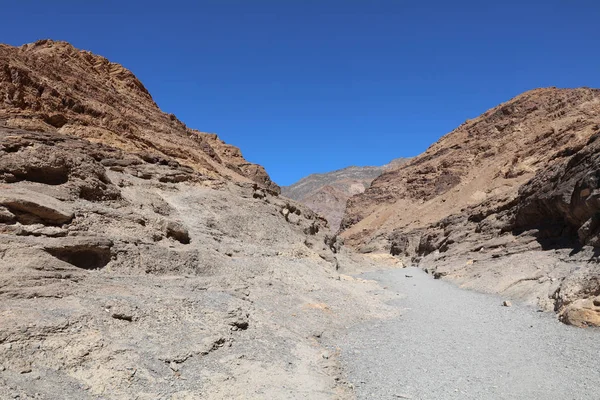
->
341 88 600 245
339 87 600 325
283 159 408 232
0 39 278 193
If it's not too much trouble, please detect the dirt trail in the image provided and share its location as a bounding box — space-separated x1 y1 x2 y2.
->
339 267 600 400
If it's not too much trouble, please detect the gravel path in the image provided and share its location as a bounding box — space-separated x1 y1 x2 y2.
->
339 267 600 400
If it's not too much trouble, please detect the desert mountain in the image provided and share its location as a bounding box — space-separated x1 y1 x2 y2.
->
0 39 278 193
0 40 390 399
2 38 599 399
282 159 408 231
340 87 600 326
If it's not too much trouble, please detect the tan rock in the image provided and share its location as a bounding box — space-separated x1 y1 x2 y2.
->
341 88 600 248
337 87 600 327
282 159 409 232
163 220 191 244
0 188 73 225
560 304 600 328
0 40 363 400
0 39 279 193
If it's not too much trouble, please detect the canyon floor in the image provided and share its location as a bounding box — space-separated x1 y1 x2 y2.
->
338 267 600 400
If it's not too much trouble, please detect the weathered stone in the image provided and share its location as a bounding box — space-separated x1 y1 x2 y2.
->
560 304 600 327
0 206 16 223
0 188 73 225
163 220 190 244
43 237 113 269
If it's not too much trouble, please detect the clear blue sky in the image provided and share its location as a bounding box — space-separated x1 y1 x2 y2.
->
2 1 599 185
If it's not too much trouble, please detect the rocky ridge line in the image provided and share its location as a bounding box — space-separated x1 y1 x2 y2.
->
282 158 408 231
340 87 600 326
0 39 278 193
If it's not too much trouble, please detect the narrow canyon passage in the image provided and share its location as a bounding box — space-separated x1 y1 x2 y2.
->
338 267 600 400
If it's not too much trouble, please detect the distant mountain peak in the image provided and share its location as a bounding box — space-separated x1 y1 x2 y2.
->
281 158 409 231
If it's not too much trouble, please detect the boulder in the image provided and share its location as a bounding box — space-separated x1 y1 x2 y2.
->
163 220 191 244
0 188 73 225
560 301 600 328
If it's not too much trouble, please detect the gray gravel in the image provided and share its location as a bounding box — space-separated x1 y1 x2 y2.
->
339 267 600 400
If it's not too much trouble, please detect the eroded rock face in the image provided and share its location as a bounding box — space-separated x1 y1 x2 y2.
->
340 87 600 326
282 159 408 232
0 42 387 399
513 132 600 246
0 124 385 398
342 88 600 242
0 188 74 225
0 39 278 193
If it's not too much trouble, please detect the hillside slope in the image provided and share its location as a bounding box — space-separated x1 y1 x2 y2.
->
340 87 600 326
282 159 407 231
0 40 389 399
0 39 278 192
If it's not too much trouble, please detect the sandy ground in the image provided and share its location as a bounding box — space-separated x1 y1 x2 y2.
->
338 267 600 400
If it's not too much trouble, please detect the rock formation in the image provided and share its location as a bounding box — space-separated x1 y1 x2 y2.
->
0 39 278 193
282 159 408 232
0 40 389 399
2 37 599 399
340 87 600 327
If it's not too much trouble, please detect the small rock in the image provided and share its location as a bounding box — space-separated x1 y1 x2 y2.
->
593 297 600 307
502 300 512 307
0 206 15 224
110 304 137 322
111 312 134 322
322 351 330 360
163 220 190 244
136 171 153 180
169 361 179 372
405 274 413 278
253 189 266 199
233 320 248 330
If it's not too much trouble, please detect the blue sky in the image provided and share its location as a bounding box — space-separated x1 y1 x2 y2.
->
2 1 600 185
